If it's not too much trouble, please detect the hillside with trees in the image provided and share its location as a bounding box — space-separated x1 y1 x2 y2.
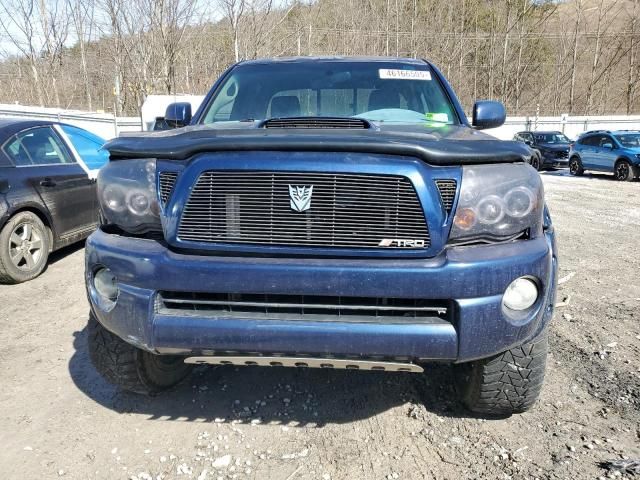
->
0 0 638 117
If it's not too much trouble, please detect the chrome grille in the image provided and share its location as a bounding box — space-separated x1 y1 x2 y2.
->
435 179 457 214
159 172 178 205
178 171 429 249
555 150 569 159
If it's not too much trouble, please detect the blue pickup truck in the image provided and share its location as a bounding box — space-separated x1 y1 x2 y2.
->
86 57 557 416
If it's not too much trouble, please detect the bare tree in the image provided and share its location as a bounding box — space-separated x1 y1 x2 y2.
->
626 0 639 114
68 0 96 109
1 0 640 117
220 0 245 62
0 0 46 105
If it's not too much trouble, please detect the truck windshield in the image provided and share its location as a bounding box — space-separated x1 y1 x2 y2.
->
200 61 459 125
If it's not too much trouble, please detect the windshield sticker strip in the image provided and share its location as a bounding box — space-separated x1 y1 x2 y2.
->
425 113 449 123
379 69 431 81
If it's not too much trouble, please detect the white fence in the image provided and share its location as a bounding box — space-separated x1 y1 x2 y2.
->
0 104 141 140
485 115 640 140
2 104 640 142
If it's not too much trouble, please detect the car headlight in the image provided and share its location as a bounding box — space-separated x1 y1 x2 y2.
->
97 159 162 234
449 163 543 244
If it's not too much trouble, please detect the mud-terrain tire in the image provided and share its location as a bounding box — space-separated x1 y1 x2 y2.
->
88 313 192 394
614 159 636 182
569 157 584 176
454 329 548 416
0 211 50 284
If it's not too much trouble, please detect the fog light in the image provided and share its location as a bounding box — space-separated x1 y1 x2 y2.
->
94 268 118 302
503 277 538 311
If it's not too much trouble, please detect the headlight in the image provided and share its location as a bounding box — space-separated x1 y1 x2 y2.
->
97 159 161 234
449 163 543 244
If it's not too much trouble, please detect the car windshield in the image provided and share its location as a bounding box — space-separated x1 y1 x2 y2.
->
534 133 570 144
614 133 640 147
200 61 459 125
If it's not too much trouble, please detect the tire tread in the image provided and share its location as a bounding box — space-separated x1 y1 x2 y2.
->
456 329 548 416
88 314 191 395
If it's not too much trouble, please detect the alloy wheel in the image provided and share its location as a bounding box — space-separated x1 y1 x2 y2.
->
8 222 43 270
570 160 579 175
615 162 630 181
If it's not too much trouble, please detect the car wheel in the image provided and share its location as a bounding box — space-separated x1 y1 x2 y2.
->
614 160 636 182
0 211 51 284
530 154 541 171
88 313 192 395
453 328 547 416
569 157 584 176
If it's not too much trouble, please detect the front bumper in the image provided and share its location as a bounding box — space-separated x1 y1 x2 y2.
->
86 228 557 363
540 152 569 168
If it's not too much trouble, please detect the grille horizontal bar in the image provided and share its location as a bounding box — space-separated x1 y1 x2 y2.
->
178 171 429 249
158 292 449 324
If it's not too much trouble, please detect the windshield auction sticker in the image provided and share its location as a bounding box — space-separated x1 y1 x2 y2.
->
379 69 432 80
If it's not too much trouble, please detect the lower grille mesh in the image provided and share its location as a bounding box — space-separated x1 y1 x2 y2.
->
158 291 449 324
178 171 430 249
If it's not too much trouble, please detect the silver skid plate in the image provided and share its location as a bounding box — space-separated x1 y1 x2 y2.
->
184 356 423 373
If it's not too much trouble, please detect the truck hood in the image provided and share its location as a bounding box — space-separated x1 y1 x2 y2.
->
106 121 531 166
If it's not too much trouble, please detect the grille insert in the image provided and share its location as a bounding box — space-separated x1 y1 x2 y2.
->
435 179 457 214
159 172 178 205
178 172 429 249
158 291 449 324
262 117 370 129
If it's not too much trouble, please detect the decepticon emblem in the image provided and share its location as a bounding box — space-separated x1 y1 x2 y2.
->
288 185 313 212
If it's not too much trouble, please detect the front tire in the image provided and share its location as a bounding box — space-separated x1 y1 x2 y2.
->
530 153 541 171
454 329 548 416
569 157 584 176
88 313 192 395
0 211 50 284
614 160 636 181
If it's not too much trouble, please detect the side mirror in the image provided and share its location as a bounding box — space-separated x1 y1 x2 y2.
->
164 102 192 128
472 100 506 130
602 142 613 150
524 140 533 146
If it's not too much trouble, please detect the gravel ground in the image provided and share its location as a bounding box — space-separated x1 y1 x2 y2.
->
0 170 638 480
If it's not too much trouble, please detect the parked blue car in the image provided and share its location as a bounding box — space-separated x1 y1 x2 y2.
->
86 57 557 416
569 130 640 181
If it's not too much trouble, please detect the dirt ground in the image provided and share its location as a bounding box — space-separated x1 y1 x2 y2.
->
0 170 638 480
